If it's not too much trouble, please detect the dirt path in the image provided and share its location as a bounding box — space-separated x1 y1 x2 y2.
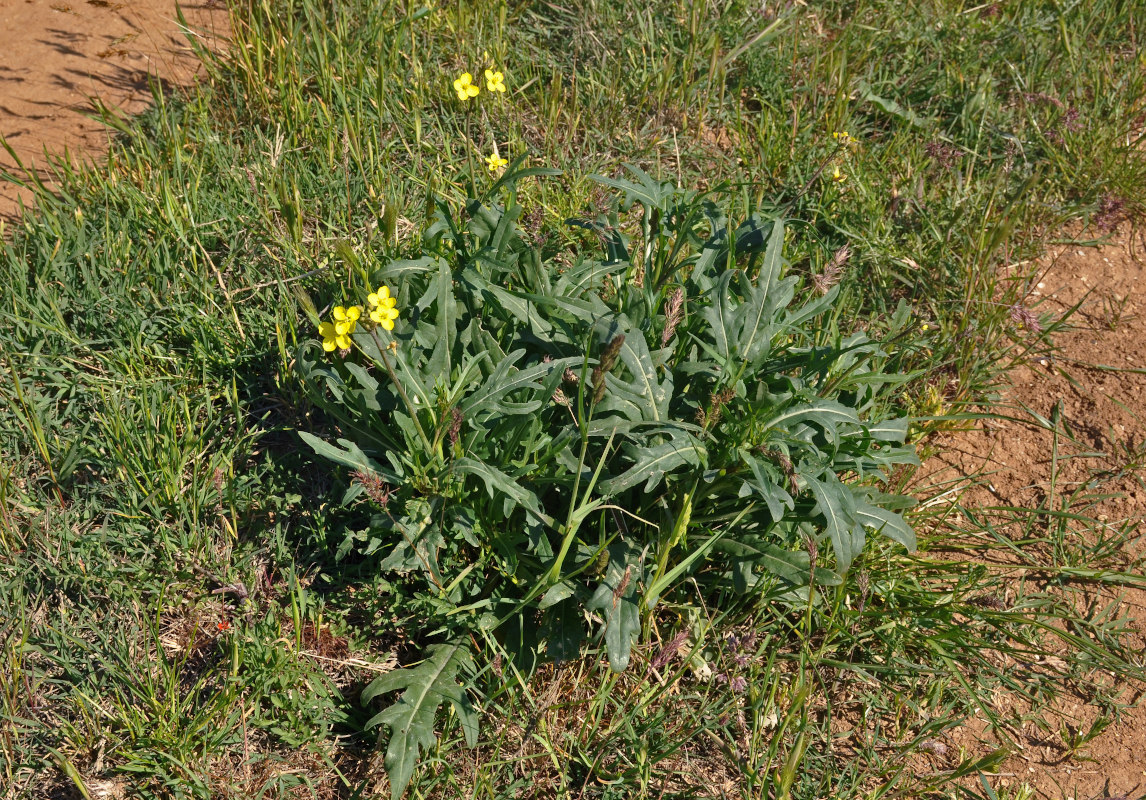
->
920 227 1146 799
0 0 227 219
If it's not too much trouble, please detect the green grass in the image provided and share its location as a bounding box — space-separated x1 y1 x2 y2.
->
1 0 1145 797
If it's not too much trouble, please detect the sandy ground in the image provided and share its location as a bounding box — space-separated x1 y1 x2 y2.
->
0 0 227 218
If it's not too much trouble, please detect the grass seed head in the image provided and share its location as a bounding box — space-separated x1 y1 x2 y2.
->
661 287 684 345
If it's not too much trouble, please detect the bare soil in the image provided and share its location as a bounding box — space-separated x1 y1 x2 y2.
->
919 228 1146 799
0 0 227 218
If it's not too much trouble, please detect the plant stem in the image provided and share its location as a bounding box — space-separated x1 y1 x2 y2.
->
370 328 434 455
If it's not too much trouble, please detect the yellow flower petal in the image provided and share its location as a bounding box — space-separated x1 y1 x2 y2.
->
333 306 348 321
381 318 395 331
485 69 506 92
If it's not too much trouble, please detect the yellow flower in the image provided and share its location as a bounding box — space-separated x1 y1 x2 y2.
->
367 286 395 309
371 305 400 330
831 165 847 183
484 69 506 93
832 130 852 144
485 153 508 173
367 285 400 330
319 320 352 352
333 305 361 336
453 72 480 101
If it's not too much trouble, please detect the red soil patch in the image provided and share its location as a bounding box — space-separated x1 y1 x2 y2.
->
0 0 227 218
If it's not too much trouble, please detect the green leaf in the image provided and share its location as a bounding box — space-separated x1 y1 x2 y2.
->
856 79 932 128
376 256 440 281
585 540 642 672
426 258 456 380
363 642 476 800
804 473 863 572
459 352 576 419
380 500 445 581
715 538 843 588
614 323 671 422
783 284 839 328
589 163 674 210
539 580 577 610
762 401 859 442
740 449 795 522
598 430 704 495
452 457 554 526
735 218 787 363
854 500 916 551
297 432 399 483
861 417 910 443
701 270 737 365
540 597 584 663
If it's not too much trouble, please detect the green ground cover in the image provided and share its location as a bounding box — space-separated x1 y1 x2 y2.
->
2 0 1145 797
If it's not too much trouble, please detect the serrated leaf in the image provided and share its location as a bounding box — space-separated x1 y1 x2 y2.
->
376 256 440 281
554 258 626 296
452 457 553 526
702 269 737 365
459 352 576 418
735 219 789 363
614 324 671 422
715 538 842 588
740 449 795 522
862 417 909 442
379 502 444 581
298 432 399 483
589 164 673 210
363 642 475 800
426 258 456 380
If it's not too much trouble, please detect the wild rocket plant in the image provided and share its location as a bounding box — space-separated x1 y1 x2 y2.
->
296 160 919 798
